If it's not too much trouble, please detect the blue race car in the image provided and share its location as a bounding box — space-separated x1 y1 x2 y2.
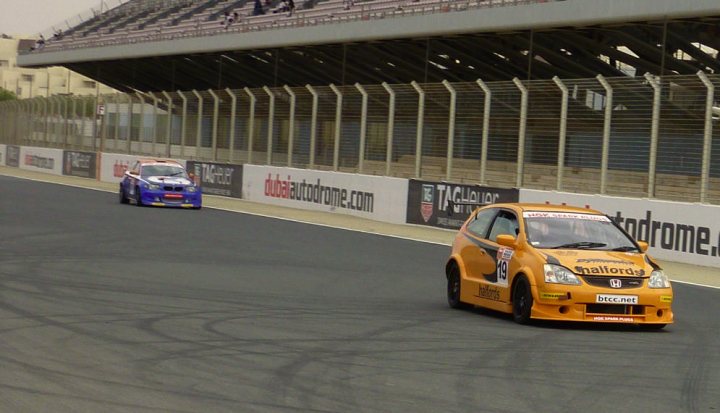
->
119 159 202 209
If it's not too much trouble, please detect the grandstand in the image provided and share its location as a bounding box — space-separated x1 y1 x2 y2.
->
3 0 720 205
18 0 720 91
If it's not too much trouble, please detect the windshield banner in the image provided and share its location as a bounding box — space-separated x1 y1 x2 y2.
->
406 180 519 229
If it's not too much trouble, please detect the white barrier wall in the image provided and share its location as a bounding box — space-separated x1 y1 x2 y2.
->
0 144 5 166
19 147 63 176
520 189 720 268
99 153 187 183
243 165 408 224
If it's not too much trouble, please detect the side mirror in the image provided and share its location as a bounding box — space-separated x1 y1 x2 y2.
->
496 234 518 249
637 241 649 252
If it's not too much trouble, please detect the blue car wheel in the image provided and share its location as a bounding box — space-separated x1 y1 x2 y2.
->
135 186 143 207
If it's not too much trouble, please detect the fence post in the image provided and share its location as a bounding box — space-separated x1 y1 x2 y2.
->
126 93 133 154
244 87 256 164
177 90 188 158
262 86 275 166
161 91 174 157
442 80 457 182
329 83 343 171
512 77 528 188
283 85 296 167
697 71 714 203
382 82 395 176
355 83 368 174
136 92 145 152
208 89 220 162
225 88 237 164
411 81 425 178
597 74 613 195
42 97 49 145
192 89 203 158
476 79 492 185
147 92 159 156
306 84 319 169
552 76 568 191
644 73 661 198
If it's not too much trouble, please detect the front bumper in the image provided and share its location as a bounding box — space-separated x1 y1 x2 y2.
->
531 283 673 325
140 188 202 208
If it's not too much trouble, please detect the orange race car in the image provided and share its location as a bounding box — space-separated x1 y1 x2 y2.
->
445 203 673 328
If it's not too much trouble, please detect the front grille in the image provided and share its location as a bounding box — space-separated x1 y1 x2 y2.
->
163 185 183 191
582 276 644 289
586 304 645 315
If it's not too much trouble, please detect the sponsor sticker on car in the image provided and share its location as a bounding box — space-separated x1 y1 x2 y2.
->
595 294 639 305
523 211 611 222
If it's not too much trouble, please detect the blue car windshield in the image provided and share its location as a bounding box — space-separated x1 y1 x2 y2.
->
141 165 187 178
523 212 637 251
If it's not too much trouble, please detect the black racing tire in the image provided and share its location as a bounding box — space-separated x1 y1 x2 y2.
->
447 264 467 309
119 186 129 204
512 276 533 324
134 186 143 207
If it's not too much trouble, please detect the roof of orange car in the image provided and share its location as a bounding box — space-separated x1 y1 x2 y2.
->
490 202 605 215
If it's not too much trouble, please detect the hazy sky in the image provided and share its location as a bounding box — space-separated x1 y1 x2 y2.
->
1 0 114 37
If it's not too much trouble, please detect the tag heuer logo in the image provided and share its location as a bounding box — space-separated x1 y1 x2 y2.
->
421 184 434 223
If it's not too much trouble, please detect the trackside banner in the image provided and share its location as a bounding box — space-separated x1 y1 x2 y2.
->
63 150 97 179
407 180 519 229
243 165 408 224
19 147 63 175
0 144 5 166
6 145 20 167
520 189 720 268
99 153 187 183
186 161 243 198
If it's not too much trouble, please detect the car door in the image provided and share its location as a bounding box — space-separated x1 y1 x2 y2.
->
460 208 499 286
483 209 520 302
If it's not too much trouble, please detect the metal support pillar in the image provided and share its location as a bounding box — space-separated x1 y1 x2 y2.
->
513 77 528 188
329 84 343 171
552 76 568 191
411 81 425 178
283 85 296 167
597 75 614 195
355 83 368 174
382 82 395 176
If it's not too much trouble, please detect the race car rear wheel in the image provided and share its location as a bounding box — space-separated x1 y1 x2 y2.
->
447 264 466 309
512 276 533 324
119 186 129 204
134 187 143 207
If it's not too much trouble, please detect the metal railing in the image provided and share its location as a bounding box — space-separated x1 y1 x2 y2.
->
1 72 719 204
27 0 559 53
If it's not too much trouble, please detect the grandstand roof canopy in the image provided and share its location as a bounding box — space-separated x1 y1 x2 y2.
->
17 0 720 92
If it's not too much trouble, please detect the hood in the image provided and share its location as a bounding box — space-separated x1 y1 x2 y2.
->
541 250 651 277
148 176 192 186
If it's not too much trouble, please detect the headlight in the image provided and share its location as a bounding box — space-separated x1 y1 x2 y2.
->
147 183 161 190
186 186 197 193
544 264 581 285
648 270 671 288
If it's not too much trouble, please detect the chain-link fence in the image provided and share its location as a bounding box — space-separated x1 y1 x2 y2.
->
2 73 719 204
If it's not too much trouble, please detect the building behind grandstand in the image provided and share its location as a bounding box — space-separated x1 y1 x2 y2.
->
0 36 114 98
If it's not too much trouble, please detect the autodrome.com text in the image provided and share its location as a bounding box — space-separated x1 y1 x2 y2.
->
612 210 720 258
264 174 374 212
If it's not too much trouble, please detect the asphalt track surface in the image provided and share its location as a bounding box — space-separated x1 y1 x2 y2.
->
1 175 719 413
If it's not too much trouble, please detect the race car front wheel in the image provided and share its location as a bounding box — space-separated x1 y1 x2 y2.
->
135 187 143 207
512 276 533 324
119 186 129 204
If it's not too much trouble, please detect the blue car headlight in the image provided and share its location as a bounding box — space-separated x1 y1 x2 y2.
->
186 186 197 193
147 183 161 190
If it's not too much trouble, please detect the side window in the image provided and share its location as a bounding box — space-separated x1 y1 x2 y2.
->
488 211 519 242
467 208 497 238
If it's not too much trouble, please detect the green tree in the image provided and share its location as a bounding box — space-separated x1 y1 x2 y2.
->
0 87 17 101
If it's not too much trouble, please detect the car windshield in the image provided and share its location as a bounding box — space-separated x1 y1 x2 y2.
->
141 165 187 178
523 211 638 251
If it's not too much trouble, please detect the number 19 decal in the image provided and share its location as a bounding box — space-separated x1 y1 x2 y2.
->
496 247 513 287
